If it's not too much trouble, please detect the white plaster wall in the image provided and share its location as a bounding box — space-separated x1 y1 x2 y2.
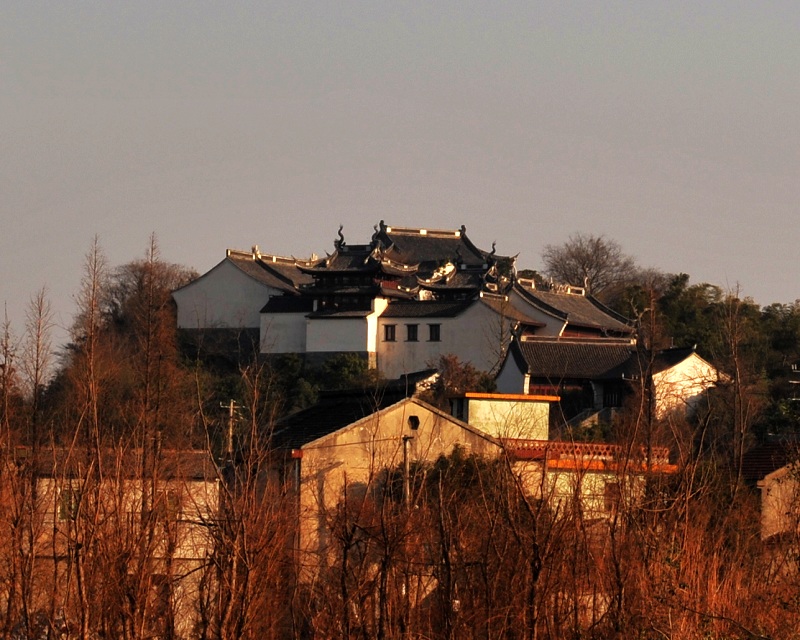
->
495 359 527 394
366 298 389 353
306 317 370 352
261 312 308 354
759 465 800 540
377 302 510 378
173 259 276 329
33 471 217 634
652 353 718 417
296 401 500 570
465 397 549 439
514 463 644 521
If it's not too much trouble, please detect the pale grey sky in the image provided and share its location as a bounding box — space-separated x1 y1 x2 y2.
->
2 1 799 349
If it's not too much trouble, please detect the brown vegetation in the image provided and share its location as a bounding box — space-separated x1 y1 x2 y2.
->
0 236 799 638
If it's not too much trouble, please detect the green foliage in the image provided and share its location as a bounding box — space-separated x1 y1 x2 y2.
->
657 274 724 355
319 353 379 390
420 353 496 409
754 398 800 439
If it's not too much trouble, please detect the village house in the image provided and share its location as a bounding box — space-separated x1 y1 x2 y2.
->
496 338 723 426
453 393 676 519
10 447 219 638
271 391 504 575
172 247 311 359
271 388 676 580
758 462 800 541
743 436 800 541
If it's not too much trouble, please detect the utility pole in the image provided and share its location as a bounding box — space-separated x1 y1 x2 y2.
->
402 435 414 508
401 434 415 639
220 400 241 461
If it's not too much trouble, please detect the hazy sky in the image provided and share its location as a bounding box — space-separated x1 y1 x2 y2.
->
2 1 799 349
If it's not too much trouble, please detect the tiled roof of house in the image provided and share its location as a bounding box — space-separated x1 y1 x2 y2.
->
272 384 429 450
742 437 800 483
514 283 633 334
418 270 485 291
227 251 312 291
378 225 490 268
515 339 637 380
478 295 546 326
260 295 315 313
17 448 218 481
651 346 697 373
381 299 474 318
307 309 374 318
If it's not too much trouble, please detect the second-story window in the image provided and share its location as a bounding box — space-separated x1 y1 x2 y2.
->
406 324 418 342
428 323 441 342
604 482 621 513
59 487 81 521
384 324 396 342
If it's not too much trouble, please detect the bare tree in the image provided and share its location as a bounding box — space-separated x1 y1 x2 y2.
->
542 233 637 300
0 310 19 444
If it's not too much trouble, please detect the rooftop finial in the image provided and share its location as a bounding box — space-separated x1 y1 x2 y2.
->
335 224 346 250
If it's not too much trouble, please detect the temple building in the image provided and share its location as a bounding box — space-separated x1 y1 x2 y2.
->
174 221 638 379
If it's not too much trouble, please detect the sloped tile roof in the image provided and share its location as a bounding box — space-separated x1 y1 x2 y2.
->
227 252 312 291
651 346 696 373
307 309 373 318
418 270 485 290
742 437 800 483
478 296 546 326
381 300 474 318
516 340 637 380
380 226 488 267
272 389 421 450
514 284 633 334
261 295 314 313
18 448 218 481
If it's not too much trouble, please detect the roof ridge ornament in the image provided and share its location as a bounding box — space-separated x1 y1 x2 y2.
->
334 224 346 250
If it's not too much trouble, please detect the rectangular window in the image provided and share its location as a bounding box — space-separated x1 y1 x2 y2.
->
604 482 621 513
155 489 181 519
406 324 418 342
384 324 396 342
428 323 441 342
59 487 81 521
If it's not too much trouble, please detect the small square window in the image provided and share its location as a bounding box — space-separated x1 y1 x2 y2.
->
428 324 441 342
406 324 418 342
384 324 396 342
